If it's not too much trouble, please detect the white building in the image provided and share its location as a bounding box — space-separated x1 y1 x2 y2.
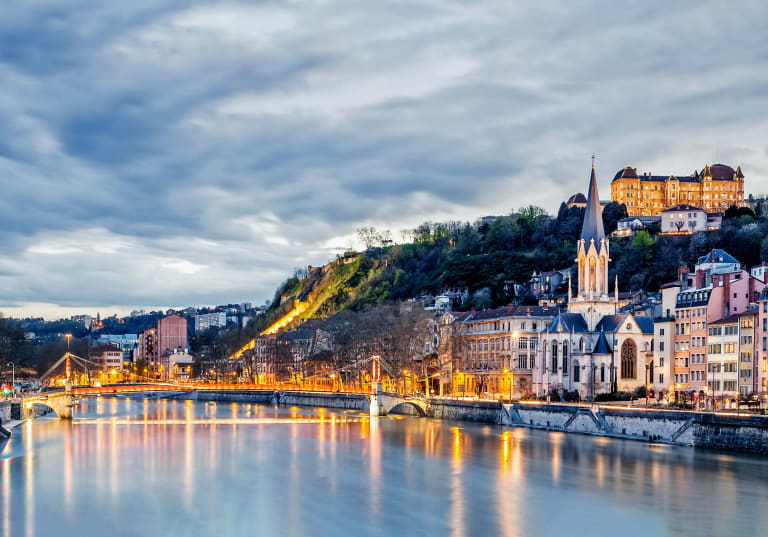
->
707 314 740 408
751 263 768 283
653 320 674 402
195 312 226 333
661 205 707 234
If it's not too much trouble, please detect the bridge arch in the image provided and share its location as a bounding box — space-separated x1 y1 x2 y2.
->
374 393 428 417
388 401 427 417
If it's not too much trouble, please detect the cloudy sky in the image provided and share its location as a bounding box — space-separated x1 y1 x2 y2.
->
1 0 767 319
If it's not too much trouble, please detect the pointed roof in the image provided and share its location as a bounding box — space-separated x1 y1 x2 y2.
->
736 165 744 179
592 330 612 354
580 163 606 244
546 313 588 333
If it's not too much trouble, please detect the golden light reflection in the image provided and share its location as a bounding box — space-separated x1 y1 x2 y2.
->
450 425 466 537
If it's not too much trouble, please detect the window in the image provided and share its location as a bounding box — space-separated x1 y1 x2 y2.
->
551 342 558 372
573 361 580 382
562 342 568 375
659 374 664 384
660 342 665 351
600 364 605 383
621 339 637 379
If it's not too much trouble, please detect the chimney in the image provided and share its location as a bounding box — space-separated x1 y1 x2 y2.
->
507 304 514 314
470 307 476 316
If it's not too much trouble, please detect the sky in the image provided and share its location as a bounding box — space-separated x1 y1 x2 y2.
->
1 0 767 319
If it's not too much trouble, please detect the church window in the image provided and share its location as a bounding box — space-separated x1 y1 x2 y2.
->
573 361 580 382
551 341 558 371
621 339 637 379
562 342 568 375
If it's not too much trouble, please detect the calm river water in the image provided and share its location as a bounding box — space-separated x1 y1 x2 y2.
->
2 397 768 537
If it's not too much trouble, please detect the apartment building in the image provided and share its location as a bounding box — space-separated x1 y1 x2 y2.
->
448 306 558 398
707 315 739 408
738 310 756 397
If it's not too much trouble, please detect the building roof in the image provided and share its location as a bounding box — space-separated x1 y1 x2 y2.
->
705 164 737 180
697 249 740 266
661 204 703 213
567 192 587 205
709 314 740 325
463 306 560 322
592 331 613 354
594 314 653 334
580 164 606 245
612 167 638 181
545 313 589 333
660 281 681 289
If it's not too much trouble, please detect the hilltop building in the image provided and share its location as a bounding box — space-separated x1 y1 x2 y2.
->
611 163 745 216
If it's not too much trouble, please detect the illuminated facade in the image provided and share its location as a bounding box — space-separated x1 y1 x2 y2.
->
610 164 745 216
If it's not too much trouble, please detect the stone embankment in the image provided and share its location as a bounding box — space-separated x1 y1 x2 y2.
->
503 403 768 455
183 392 768 454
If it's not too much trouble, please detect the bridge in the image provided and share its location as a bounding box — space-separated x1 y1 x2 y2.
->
22 391 75 419
16 383 429 419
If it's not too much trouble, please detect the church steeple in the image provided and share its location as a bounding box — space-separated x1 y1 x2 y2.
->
581 159 605 245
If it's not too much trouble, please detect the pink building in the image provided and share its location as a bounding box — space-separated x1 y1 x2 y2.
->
158 314 188 357
757 290 768 397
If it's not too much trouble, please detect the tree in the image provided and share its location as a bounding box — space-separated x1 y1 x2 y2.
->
631 230 655 266
602 202 628 234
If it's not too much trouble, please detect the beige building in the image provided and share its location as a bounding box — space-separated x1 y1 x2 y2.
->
446 306 558 398
611 163 745 216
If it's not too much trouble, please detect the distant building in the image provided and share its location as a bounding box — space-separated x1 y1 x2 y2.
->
158 314 187 357
613 215 660 237
94 343 124 372
97 334 139 351
195 312 226 334
611 163 745 216
71 315 92 329
751 263 768 283
139 327 158 372
660 205 707 234
529 268 571 298
566 192 587 208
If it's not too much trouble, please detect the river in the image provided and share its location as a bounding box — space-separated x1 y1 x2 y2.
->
1 397 768 537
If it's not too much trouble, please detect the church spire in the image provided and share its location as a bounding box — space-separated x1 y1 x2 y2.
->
580 159 605 245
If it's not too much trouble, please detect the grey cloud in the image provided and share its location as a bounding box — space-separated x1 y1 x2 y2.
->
1 0 767 316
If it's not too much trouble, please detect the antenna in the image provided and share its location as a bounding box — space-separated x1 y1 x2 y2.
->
592 154 596 168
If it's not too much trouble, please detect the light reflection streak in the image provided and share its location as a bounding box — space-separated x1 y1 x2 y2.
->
73 418 362 426
2 457 10 537
450 426 465 537
24 420 35 537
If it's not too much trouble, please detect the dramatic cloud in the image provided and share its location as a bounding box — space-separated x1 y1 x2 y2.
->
1 0 767 317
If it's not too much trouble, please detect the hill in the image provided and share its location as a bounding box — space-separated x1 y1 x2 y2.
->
258 202 767 332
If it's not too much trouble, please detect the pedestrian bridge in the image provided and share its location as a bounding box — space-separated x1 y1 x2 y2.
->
19 384 431 420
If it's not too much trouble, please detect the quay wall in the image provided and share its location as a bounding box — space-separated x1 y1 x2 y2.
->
427 399 502 423
506 403 768 454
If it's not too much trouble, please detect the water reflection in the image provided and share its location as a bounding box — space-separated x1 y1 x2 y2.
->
1 397 768 536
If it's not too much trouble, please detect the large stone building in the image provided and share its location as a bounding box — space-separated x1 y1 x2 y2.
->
611 163 745 216
446 306 559 398
536 163 654 400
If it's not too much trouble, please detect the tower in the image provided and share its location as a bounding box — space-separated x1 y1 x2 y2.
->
569 160 618 329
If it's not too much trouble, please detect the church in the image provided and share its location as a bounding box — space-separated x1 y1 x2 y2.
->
534 163 654 400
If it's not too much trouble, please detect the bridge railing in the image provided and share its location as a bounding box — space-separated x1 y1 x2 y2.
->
71 383 374 396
